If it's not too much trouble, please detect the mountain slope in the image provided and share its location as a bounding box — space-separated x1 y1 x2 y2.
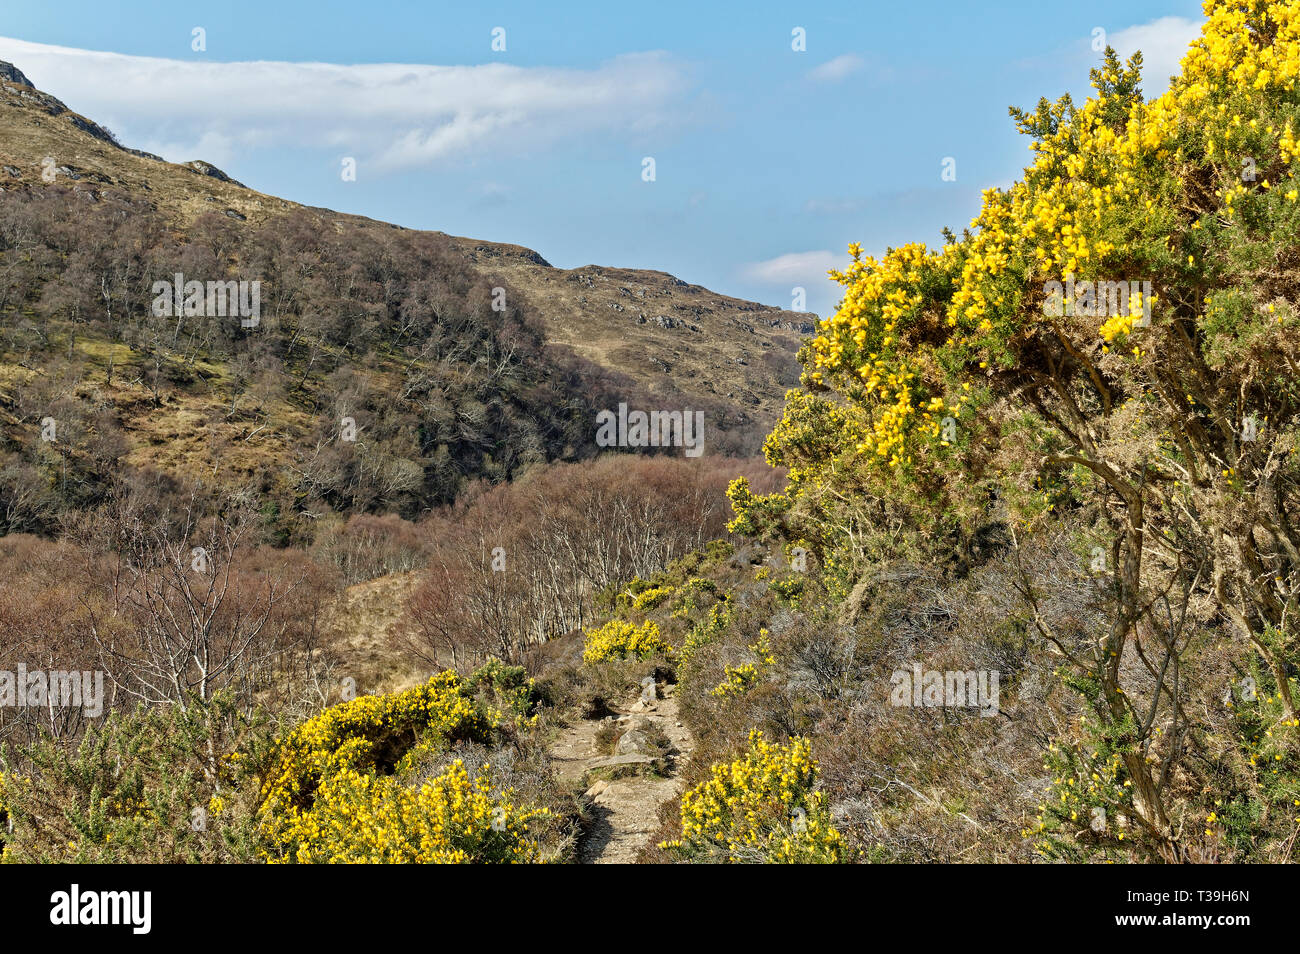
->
0 59 811 432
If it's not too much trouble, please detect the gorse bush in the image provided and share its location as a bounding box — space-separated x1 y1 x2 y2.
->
631 586 676 611
0 695 271 863
582 619 674 663
259 674 486 846
2 674 566 864
1216 672 1300 855
257 671 563 863
678 602 734 679
663 731 846 863
710 630 775 699
726 0 1300 858
270 759 551 864
466 658 543 727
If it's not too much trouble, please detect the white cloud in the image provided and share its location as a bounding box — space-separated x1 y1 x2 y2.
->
741 250 846 285
807 54 864 83
1107 16 1202 94
0 37 692 172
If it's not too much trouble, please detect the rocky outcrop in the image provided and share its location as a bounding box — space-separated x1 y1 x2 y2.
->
185 160 245 188
0 61 34 88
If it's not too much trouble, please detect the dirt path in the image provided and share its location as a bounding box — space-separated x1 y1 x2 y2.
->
550 683 694 864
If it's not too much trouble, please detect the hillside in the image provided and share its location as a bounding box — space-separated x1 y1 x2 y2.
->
453 249 811 411
0 57 809 449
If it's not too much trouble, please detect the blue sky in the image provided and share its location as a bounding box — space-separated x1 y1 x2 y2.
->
0 0 1206 317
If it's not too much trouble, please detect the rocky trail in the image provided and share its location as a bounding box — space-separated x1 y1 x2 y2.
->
549 682 695 864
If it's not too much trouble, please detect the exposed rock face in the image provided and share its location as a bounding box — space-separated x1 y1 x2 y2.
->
0 61 33 88
775 318 817 334
186 160 246 188
638 314 700 332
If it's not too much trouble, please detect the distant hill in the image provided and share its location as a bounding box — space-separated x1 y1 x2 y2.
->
446 245 813 413
0 59 812 535
0 58 811 422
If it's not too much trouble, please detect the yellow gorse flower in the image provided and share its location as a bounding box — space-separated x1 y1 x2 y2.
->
258 672 548 863
791 0 1300 477
582 618 674 663
664 730 847 863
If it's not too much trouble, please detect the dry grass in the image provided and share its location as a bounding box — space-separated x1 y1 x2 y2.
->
323 571 428 696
